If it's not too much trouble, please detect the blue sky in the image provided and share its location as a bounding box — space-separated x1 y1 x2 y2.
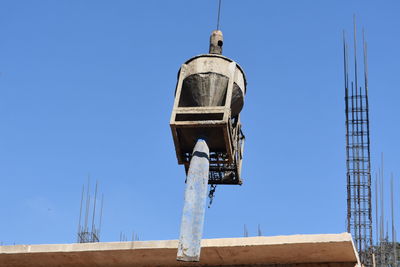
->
0 0 399 245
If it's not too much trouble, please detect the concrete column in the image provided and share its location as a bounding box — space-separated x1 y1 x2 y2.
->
177 139 210 262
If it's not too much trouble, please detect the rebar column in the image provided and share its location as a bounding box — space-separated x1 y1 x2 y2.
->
343 19 373 266
177 139 210 262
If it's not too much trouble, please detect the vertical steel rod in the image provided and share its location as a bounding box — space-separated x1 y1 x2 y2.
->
391 174 397 267
77 185 85 243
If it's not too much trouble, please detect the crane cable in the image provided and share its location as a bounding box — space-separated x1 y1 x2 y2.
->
216 0 222 30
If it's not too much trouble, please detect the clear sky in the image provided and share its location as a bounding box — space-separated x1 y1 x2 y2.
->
0 0 399 245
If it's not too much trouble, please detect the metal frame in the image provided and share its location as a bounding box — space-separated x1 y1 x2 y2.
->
170 54 246 185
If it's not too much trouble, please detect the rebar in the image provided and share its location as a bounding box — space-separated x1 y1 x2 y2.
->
343 19 373 266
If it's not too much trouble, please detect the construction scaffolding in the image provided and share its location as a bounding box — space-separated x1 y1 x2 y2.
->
343 19 373 265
